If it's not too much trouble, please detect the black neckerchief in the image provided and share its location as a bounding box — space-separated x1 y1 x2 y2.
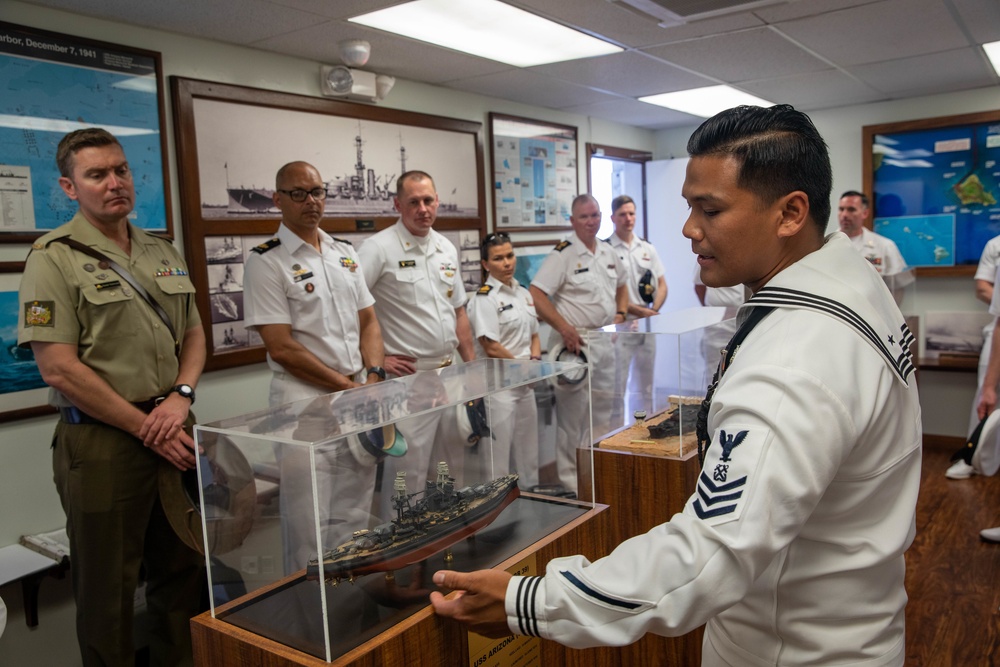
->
696 305 775 466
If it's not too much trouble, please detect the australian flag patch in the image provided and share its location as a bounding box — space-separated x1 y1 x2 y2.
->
689 424 766 526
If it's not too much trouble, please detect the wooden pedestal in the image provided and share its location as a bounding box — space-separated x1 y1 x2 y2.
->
192 499 614 667
573 436 705 665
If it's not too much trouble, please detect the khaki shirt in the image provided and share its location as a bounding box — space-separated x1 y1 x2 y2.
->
18 211 199 403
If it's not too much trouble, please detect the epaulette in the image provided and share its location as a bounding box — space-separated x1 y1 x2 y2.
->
332 236 352 246
37 231 72 250
251 238 281 254
476 284 493 296
554 240 571 252
602 237 611 243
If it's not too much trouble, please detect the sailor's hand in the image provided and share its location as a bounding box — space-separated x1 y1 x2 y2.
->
384 354 417 377
430 569 512 638
559 327 585 354
978 386 997 421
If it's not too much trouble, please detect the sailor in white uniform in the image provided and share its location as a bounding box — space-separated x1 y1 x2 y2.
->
431 105 921 667
606 194 666 421
529 195 628 494
358 170 476 502
467 232 541 489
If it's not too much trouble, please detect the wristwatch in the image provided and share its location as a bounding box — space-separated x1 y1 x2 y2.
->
168 384 196 404
367 366 386 381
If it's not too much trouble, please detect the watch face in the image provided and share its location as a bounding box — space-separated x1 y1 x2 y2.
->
176 384 194 398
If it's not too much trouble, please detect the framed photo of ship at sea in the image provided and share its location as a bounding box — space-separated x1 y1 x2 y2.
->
863 109 1000 277
0 262 55 423
171 77 487 370
489 113 578 232
0 21 172 242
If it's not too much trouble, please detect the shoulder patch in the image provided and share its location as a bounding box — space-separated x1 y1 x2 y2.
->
555 240 571 252
688 424 767 527
476 284 493 296
41 232 72 249
251 238 281 254
331 236 353 246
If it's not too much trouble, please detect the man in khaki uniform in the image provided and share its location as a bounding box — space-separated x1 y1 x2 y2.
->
18 128 205 667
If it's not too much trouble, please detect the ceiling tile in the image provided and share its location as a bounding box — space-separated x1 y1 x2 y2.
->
777 0 973 67
847 47 1000 96
262 0 407 20
530 51 718 97
950 0 1000 45
642 27 832 83
445 69 620 109
738 69 886 110
562 97 703 130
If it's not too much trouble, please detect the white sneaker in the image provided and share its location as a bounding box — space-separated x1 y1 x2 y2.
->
945 460 976 480
980 526 1000 543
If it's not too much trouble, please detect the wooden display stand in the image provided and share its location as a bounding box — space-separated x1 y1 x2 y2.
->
574 410 706 665
192 498 616 667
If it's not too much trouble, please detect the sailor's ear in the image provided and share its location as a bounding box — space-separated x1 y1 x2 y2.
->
775 191 809 239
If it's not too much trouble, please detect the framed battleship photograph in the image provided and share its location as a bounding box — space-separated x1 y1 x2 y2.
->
171 77 487 370
0 21 172 243
0 262 56 423
863 109 1000 277
489 113 578 232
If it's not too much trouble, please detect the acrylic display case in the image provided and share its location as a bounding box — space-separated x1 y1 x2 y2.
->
587 305 739 457
188 358 596 663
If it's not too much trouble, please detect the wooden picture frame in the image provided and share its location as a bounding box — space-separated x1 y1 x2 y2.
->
0 262 56 423
171 77 486 370
863 110 1000 277
489 113 578 232
0 21 172 242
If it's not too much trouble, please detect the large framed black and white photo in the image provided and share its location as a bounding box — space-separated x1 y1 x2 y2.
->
489 113 578 232
0 21 172 243
171 77 486 370
0 262 56 423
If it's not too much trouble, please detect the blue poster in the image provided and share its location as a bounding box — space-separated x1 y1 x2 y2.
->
0 22 167 232
872 123 1000 266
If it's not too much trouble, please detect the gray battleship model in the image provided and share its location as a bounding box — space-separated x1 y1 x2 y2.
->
306 463 519 583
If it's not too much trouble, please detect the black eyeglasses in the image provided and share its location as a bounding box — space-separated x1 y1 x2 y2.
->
277 187 328 202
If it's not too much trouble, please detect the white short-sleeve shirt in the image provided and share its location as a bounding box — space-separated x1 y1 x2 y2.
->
468 274 538 359
358 221 467 359
607 234 666 316
531 232 627 330
243 223 374 375
850 228 907 275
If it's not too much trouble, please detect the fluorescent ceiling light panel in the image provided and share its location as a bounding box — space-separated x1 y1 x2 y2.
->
984 40 1000 77
350 0 622 67
639 86 775 118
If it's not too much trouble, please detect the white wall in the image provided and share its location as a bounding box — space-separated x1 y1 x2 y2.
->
0 1 655 663
653 87 1000 438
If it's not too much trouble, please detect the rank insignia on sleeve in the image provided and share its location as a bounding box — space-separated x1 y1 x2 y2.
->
24 300 55 327
477 284 493 296
688 424 766 526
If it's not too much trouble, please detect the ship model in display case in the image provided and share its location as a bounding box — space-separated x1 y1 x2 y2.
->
307 462 520 583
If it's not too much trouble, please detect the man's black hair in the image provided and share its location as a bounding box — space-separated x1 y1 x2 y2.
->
840 190 869 208
687 104 833 231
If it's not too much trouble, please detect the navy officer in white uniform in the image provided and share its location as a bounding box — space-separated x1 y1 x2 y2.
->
243 161 385 573
359 170 476 499
606 194 667 420
529 194 628 495
467 231 542 489
431 105 921 667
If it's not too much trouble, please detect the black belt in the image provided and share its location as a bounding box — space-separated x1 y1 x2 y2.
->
60 398 163 425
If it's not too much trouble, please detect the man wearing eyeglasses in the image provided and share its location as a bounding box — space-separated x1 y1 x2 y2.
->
243 161 385 572
359 170 475 497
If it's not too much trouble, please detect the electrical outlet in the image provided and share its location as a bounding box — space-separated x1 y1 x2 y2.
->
241 556 259 574
261 556 275 575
